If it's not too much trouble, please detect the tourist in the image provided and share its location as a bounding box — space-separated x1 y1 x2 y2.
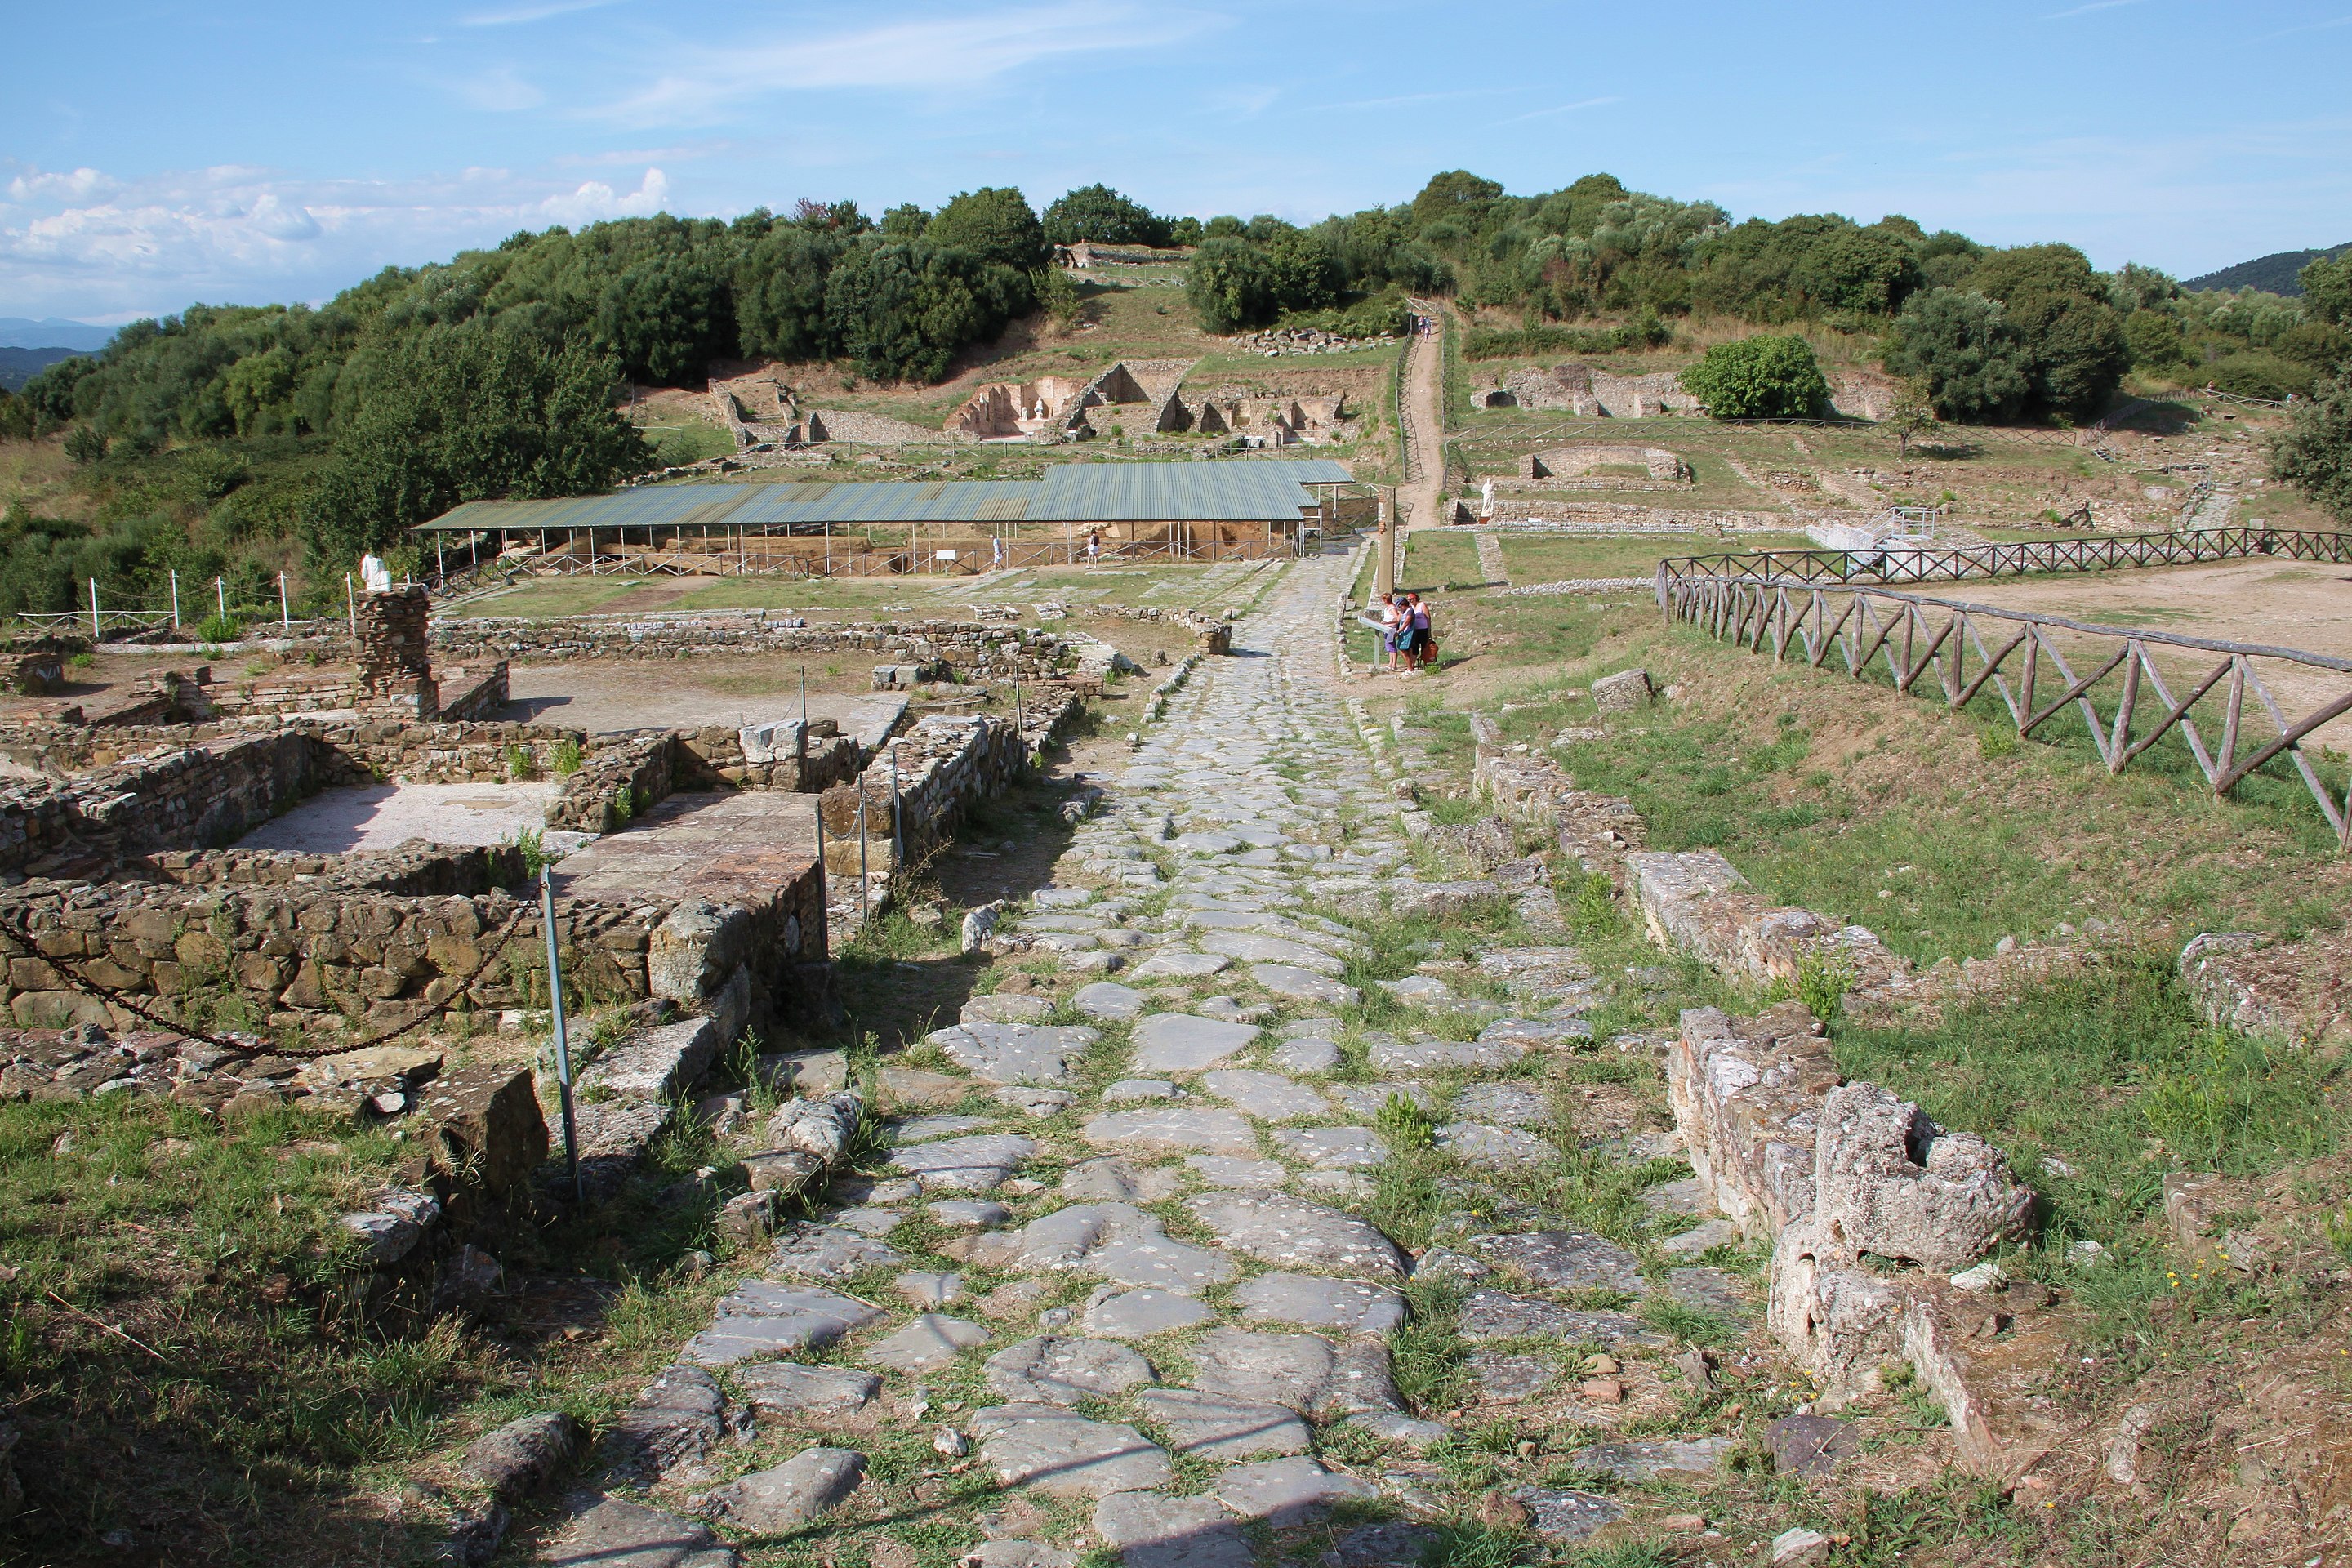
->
1400 592 1432 672
1356 593 1401 675
1085 530 1102 567
991 535 1006 572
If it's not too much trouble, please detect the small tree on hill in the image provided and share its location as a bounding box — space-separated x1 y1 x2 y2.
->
1884 288 2033 422
1187 238 1276 333
1043 185 1174 248
1680 334 1832 420
924 188 1048 273
2296 251 2352 326
1886 376 1937 457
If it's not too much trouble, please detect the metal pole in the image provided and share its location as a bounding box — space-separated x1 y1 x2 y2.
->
856 793 870 924
814 805 827 952
216 577 226 621
539 865 583 1205
889 746 902 867
170 569 180 630
346 574 357 637
800 666 808 729
437 535 446 583
279 572 290 632
88 578 99 639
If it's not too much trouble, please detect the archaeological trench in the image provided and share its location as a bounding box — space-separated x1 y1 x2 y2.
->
0 550 2339 1567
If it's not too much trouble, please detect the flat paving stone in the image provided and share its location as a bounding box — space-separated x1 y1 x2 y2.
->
1073 982 1151 1022
1104 1079 1181 1103
1436 1123 1553 1170
929 1199 1015 1230
1658 1218 1742 1259
1368 1037 1524 1071
1509 1488 1624 1544
1200 932 1347 974
1129 1013 1260 1073
1455 1292 1668 1348
1136 1389 1311 1461
1272 1125 1385 1169
1092 1493 1251 1568
1268 1036 1343 1072
1469 1351 1557 1402
1198 1068 1327 1121
971 1405 1172 1496
1082 1107 1258 1156
1451 1082 1552 1126
1324 1522 1441 1568
701 1446 865 1532
1183 1192 1407 1278
968 1202 1234 1293
1766 1414 1860 1477
1061 1159 1187 1202
984 1335 1156 1405
1568 1437 1736 1482
963 995 1055 1025
1080 1286 1217 1339
541 1495 732 1568
895 1271 965 1308
929 1022 1098 1085
683 1283 887 1367
886 1134 1037 1192
828 1207 903 1237
1230 1272 1405 1335
732 1362 881 1417
1129 951 1233 979
866 1314 992 1372
893 1114 997 1143
1187 1327 1398 1416
771 1224 902 1281
1322 1081 1432 1117
1186 1153 1289 1189
1212 1456 1377 1525
1638 1178 1713 1218
1470 1230 1645 1294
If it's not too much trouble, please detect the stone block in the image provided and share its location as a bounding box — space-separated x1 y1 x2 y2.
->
416 1063 548 1197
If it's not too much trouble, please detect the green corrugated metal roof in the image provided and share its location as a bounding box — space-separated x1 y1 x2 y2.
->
413 460 1352 533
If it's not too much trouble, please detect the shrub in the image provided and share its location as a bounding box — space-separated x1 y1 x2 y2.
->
194 612 243 643
1797 949 1855 1022
2272 364 2352 523
551 737 583 777
1187 237 1277 332
61 426 108 465
506 743 541 781
1885 288 2033 422
2210 352 2315 402
1679 333 1831 419
1463 314 1669 360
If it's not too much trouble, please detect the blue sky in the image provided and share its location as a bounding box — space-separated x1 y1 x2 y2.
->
4 0 2349 323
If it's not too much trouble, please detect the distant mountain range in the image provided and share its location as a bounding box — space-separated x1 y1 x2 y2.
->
2184 243 2351 296
0 346 86 392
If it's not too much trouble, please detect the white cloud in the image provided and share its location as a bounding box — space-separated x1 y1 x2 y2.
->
605 2 1222 125
7 167 118 203
537 167 670 225
0 162 676 317
1496 96 1622 127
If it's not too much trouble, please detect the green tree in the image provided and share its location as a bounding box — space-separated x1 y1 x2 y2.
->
1263 229 1339 313
1965 243 2128 420
1186 237 1276 332
305 323 648 564
924 188 1048 272
733 224 848 359
1678 334 1831 419
1410 170 1504 233
2123 309 2189 368
2271 365 2352 523
1886 376 1937 457
1884 288 2033 422
878 203 929 239
1169 216 1203 247
1043 185 1173 247
2298 251 2352 325
823 240 1028 382
222 345 298 434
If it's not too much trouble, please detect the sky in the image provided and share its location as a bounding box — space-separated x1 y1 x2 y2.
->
3 0 2350 326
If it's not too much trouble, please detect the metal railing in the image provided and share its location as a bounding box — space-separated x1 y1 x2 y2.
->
1661 572 2352 853
1655 525 2352 591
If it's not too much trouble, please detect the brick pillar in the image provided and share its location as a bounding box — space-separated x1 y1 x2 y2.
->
354 584 439 719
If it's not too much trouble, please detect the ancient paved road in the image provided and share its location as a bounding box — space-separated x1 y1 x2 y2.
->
540 548 1739 1565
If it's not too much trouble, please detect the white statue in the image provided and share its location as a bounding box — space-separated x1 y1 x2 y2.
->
360 553 393 593
1481 478 1494 517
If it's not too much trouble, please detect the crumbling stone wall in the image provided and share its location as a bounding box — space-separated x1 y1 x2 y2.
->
429 616 1091 677
817 688 1083 878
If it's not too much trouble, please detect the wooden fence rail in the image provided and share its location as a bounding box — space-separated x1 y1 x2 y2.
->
1656 525 2352 590
1659 572 2352 853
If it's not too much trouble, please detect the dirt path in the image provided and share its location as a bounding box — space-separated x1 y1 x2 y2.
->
1399 301 1447 531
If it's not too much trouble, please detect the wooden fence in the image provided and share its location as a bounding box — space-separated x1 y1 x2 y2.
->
1660 572 2352 853
1656 524 2352 590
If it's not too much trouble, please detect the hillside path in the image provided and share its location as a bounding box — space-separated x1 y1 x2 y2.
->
1399 301 1448 531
